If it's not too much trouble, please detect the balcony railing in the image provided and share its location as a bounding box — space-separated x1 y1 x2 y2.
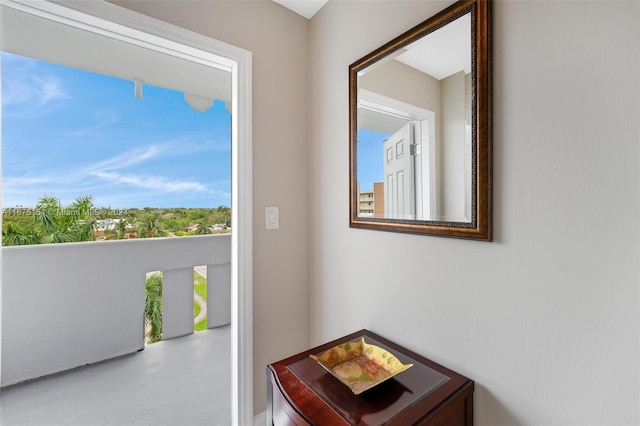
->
1 234 231 387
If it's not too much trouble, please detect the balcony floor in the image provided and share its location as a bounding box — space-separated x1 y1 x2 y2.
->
0 326 231 426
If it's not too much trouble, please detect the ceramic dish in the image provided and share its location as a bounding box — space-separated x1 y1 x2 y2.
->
309 337 413 395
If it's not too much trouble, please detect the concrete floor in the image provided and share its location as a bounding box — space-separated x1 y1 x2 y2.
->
0 326 231 426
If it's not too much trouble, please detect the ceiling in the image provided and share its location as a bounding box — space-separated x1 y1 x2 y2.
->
395 13 470 80
272 1 469 81
272 0 328 19
2 5 231 105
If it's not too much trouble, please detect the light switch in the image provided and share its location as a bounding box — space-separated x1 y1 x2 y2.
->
265 207 279 230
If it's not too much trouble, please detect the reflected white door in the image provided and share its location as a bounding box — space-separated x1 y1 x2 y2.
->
383 123 414 219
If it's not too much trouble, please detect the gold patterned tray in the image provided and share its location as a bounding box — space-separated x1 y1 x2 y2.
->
310 337 413 395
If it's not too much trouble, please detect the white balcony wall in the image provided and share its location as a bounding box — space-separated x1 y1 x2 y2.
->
1 234 230 387
207 263 231 328
162 268 198 340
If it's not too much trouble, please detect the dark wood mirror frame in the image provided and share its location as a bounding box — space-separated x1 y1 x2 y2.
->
349 0 492 241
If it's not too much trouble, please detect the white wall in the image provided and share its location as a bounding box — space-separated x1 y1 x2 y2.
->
441 71 467 220
108 0 311 414
309 1 639 425
360 59 442 114
2 235 230 387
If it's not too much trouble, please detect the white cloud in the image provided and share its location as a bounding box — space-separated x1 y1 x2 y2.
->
91 171 207 193
69 110 118 136
34 75 70 106
4 140 218 203
2 74 69 109
2 176 54 188
88 145 166 172
86 138 228 173
85 144 211 195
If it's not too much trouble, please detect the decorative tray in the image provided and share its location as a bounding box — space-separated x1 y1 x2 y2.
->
309 337 413 395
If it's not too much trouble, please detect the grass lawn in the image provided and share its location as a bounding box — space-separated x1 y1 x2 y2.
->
194 270 207 332
194 271 207 299
194 318 207 332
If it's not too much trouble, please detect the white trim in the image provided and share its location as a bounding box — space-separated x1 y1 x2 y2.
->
230 30 254 426
417 116 438 219
0 1 253 423
0 43 3 386
359 88 431 122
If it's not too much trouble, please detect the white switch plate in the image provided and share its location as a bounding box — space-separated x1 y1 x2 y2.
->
265 207 279 230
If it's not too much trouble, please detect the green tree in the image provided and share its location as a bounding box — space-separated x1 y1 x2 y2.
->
2 222 40 246
145 273 163 344
186 208 209 222
135 213 168 238
193 220 212 235
2 209 33 227
65 196 97 242
211 205 231 228
2 195 97 246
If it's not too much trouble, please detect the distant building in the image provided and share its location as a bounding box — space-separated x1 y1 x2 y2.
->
94 218 134 239
358 189 374 216
95 218 120 231
357 182 384 217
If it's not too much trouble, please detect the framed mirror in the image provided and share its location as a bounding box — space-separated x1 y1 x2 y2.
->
349 0 492 240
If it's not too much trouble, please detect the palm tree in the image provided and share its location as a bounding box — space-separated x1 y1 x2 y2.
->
2 222 40 246
65 195 97 242
2 195 97 246
135 214 168 238
145 273 163 344
194 220 212 235
32 196 64 241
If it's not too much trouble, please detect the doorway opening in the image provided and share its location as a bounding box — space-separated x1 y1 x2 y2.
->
358 89 436 220
0 1 253 423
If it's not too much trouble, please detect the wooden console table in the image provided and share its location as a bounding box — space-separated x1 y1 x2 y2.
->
266 329 473 425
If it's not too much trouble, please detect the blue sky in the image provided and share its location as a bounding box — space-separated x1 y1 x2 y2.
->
1 52 231 209
357 129 388 192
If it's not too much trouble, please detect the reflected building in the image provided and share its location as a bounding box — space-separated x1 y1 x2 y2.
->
357 182 384 218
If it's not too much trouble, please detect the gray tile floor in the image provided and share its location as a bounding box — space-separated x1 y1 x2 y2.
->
0 326 231 426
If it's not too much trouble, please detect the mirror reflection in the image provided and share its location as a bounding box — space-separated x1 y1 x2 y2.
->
356 12 472 222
